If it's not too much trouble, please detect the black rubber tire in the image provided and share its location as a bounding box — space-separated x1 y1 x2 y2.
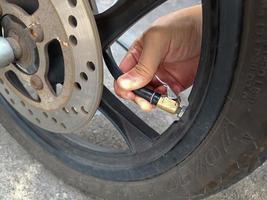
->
1 0 267 199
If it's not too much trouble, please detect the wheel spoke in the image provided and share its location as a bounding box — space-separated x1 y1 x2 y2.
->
89 0 98 14
95 0 167 48
99 87 160 153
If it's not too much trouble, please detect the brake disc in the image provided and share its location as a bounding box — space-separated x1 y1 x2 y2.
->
0 0 103 133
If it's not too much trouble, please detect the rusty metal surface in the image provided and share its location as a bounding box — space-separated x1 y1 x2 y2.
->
0 0 103 133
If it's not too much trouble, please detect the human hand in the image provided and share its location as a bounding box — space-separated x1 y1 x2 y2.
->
114 5 202 112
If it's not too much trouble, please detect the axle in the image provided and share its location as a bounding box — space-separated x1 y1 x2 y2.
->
0 37 15 68
0 37 22 68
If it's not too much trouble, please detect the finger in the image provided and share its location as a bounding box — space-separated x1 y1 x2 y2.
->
156 67 186 94
114 81 135 101
134 96 154 112
165 56 199 90
149 76 165 88
154 85 167 94
118 27 170 91
119 40 143 73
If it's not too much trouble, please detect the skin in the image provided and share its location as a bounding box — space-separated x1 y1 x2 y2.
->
114 5 202 112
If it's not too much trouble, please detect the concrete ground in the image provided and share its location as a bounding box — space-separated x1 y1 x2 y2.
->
0 0 267 200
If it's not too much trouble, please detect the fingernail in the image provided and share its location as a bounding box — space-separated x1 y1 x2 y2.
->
118 78 132 90
138 101 152 112
118 74 141 90
140 103 152 112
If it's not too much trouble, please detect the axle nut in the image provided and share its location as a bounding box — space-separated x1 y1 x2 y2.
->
29 23 44 42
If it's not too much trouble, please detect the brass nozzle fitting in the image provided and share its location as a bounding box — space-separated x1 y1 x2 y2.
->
156 97 180 114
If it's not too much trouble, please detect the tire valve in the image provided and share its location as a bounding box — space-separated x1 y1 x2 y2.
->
133 88 181 114
153 75 181 114
103 51 182 115
156 96 180 114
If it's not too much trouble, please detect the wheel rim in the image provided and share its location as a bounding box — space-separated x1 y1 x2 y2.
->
0 0 243 181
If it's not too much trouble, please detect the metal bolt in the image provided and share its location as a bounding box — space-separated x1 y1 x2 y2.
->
177 106 187 120
30 75 44 90
29 23 44 42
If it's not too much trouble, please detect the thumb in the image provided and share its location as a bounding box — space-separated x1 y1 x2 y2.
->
118 28 169 91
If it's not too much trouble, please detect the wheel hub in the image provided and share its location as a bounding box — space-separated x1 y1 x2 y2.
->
0 0 103 133
1 15 39 74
